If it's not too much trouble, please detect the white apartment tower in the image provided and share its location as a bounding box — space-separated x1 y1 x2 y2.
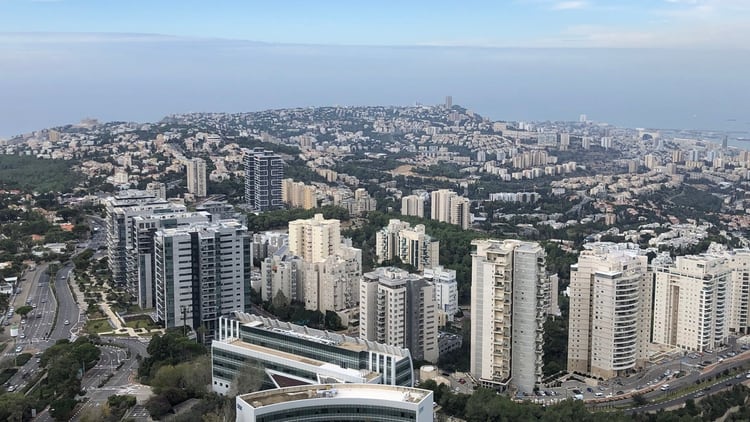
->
727 249 750 335
652 253 731 352
288 213 341 263
104 190 185 289
130 211 212 309
360 267 439 363
375 219 439 271
470 239 549 394
153 220 251 343
287 214 361 313
567 243 652 379
430 189 471 229
401 195 424 218
187 157 207 197
423 265 458 325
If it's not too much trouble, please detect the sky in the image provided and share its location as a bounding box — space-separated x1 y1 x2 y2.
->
1 0 749 137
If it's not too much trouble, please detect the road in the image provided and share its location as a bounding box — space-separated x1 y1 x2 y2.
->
71 337 150 421
2 265 56 393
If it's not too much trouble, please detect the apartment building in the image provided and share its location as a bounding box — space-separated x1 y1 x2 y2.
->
401 194 424 218
244 147 284 212
430 189 471 229
567 243 652 379
375 219 439 271
359 267 439 363
423 265 459 325
652 253 731 352
153 220 251 343
470 239 549 394
186 157 207 197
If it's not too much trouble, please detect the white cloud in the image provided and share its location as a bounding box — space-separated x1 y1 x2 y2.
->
551 1 589 10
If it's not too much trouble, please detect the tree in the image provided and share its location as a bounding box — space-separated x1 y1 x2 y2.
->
14 305 32 318
229 363 266 396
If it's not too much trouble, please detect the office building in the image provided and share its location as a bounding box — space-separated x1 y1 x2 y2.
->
567 243 652 379
244 148 284 212
235 384 433 422
104 190 185 288
130 211 212 309
375 219 439 271
423 265 458 325
430 189 471 229
360 267 439 363
652 253 731 352
154 220 251 343
211 313 414 395
470 239 549 394
187 157 207 197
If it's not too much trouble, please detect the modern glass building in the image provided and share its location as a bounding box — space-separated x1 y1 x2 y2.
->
235 384 433 422
211 312 414 394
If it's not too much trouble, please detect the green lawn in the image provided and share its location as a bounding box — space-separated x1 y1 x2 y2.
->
124 316 159 330
85 318 114 334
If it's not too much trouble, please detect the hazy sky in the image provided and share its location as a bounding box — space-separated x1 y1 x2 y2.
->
1 0 749 137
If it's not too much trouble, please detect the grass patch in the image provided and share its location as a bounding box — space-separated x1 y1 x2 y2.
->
124 315 158 330
85 318 114 334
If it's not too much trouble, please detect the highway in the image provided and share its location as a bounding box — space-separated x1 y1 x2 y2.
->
2 264 55 393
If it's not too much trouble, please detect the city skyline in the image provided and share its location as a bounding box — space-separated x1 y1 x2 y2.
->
1 1 750 138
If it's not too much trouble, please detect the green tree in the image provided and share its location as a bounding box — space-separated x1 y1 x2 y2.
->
14 305 32 318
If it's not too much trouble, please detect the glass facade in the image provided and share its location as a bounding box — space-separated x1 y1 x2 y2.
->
255 405 417 422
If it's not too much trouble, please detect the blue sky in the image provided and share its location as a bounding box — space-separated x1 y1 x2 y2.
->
0 0 749 47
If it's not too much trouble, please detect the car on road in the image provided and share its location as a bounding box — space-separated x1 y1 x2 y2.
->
64 319 70 325
660 384 670 391
7 385 15 392
694 391 705 398
19 334 25 339
41 299 46 303
15 346 22 353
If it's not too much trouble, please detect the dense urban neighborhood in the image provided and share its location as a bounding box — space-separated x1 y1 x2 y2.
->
2 102 750 421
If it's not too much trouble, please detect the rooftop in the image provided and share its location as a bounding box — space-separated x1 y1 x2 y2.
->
229 312 411 358
238 383 430 409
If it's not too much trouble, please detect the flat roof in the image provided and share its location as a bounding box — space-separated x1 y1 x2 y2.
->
230 312 411 358
239 383 429 409
220 340 379 382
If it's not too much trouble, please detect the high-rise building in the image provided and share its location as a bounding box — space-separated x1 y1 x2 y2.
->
445 95 452 108
236 384 433 422
130 211 212 309
288 213 341 263
726 249 750 335
281 178 318 209
423 265 458 325
375 219 439 271
244 147 284 212
186 157 207 197
360 267 439 363
260 245 302 304
211 313 414 395
567 243 652 379
104 190 185 289
154 220 251 343
287 213 361 312
652 253 731 352
430 189 471 229
470 239 549 394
